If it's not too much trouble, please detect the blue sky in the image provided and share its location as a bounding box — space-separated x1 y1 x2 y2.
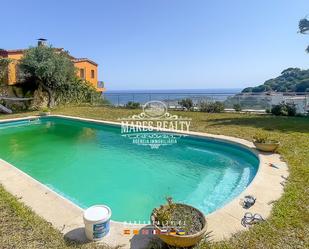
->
1 0 309 90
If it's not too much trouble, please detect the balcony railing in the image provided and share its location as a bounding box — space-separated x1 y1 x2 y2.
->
101 91 309 113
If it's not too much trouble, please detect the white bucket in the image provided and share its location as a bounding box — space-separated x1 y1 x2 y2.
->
83 205 112 241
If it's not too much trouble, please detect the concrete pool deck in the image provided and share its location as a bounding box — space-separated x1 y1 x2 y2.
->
0 115 289 248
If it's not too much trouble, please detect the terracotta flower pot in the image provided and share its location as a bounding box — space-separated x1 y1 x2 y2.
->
151 203 207 247
253 141 280 152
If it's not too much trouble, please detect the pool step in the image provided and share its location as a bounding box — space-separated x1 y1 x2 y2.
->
204 167 239 211
185 168 222 209
187 166 251 214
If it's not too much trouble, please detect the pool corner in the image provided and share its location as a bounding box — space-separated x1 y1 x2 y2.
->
0 115 289 248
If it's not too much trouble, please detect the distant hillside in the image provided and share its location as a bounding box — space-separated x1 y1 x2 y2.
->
242 68 309 93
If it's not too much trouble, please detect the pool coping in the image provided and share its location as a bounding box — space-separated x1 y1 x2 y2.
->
0 115 289 248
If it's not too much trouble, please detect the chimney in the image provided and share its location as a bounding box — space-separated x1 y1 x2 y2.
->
37 38 47 47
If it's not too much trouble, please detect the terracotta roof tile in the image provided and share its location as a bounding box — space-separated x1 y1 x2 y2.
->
0 48 98 66
2 48 64 53
72 58 98 66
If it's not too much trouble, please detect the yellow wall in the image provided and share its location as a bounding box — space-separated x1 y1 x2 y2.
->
6 52 23 85
74 61 100 91
1 52 104 92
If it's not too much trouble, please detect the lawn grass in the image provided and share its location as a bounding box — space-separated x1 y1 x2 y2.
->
0 185 107 249
0 106 309 249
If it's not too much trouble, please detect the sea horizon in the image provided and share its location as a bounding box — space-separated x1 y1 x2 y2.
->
105 88 242 94
102 88 242 106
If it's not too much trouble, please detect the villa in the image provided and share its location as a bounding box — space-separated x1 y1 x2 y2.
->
0 1 308 248
0 39 105 92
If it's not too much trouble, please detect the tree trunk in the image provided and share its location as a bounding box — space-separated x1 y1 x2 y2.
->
41 84 54 108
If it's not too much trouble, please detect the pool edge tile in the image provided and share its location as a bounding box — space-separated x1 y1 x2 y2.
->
0 115 289 248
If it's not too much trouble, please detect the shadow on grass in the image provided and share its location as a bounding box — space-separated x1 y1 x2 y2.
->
63 225 156 249
206 115 309 133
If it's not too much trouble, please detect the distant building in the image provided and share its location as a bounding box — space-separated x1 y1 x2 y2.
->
269 93 309 114
0 39 105 92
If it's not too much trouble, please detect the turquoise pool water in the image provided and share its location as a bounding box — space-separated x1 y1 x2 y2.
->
0 117 258 222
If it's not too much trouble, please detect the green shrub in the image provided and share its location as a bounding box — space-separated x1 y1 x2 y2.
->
18 45 103 108
200 101 225 113
287 104 297 116
271 104 283 116
271 102 297 116
41 107 50 112
5 101 28 112
125 101 140 109
178 98 193 110
100 98 112 106
56 78 103 106
233 103 242 112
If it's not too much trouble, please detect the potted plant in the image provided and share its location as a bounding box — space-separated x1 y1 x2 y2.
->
253 133 280 152
150 198 208 247
39 107 51 116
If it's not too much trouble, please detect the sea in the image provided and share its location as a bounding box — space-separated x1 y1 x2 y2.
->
102 88 241 106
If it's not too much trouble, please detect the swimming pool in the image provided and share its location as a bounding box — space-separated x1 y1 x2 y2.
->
0 116 259 222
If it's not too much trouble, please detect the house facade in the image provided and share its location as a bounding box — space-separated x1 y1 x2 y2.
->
0 41 105 92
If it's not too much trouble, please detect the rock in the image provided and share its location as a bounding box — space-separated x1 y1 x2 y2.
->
30 86 49 110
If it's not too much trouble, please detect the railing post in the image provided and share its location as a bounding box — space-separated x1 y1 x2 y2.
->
167 95 170 108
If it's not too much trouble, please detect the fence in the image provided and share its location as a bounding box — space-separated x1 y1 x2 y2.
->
102 92 309 113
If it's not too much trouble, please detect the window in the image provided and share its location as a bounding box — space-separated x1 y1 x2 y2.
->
80 68 85 79
91 69 95 79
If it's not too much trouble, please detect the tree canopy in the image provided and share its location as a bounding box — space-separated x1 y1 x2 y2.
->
242 68 309 93
19 46 101 107
19 46 76 107
299 18 309 53
243 18 309 93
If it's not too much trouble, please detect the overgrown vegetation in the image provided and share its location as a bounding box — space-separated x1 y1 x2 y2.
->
55 78 103 106
17 45 101 108
178 98 193 110
233 104 242 112
271 102 297 116
41 107 50 113
0 107 308 249
242 68 309 93
125 101 140 109
199 101 224 113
